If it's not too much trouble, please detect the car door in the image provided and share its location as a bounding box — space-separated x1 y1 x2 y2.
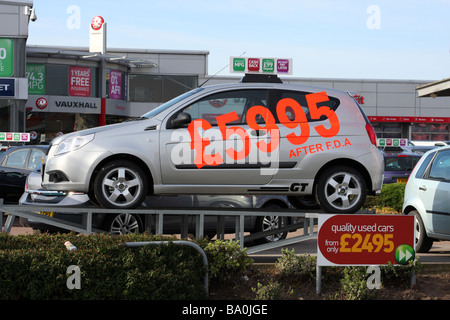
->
273 89 340 180
421 149 450 235
159 88 275 185
0 148 44 201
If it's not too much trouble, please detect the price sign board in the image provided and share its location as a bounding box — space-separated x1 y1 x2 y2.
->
0 38 14 77
26 64 46 95
230 57 293 75
0 132 30 142
317 214 415 266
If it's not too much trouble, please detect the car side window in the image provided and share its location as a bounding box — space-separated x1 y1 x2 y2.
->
4 149 29 168
428 150 450 181
275 90 340 123
415 152 435 179
27 149 45 170
180 89 269 125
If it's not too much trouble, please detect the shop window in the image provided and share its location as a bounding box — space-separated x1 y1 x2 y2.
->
128 75 197 103
411 123 449 141
45 64 98 97
0 101 11 131
372 123 402 139
26 112 98 143
46 65 69 96
163 76 198 101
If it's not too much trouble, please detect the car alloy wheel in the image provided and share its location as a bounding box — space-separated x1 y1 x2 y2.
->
106 213 143 235
316 166 366 213
94 160 148 209
410 210 433 253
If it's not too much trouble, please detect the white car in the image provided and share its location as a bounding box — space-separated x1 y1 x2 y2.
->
403 145 450 252
42 75 384 213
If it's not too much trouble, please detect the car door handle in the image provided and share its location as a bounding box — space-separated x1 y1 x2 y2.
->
419 186 427 191
251 130 265 136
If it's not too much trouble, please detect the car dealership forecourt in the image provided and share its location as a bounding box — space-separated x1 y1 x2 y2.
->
1 2 448 302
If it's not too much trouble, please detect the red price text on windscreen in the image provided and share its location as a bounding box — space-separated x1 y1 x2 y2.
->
317 214 415 266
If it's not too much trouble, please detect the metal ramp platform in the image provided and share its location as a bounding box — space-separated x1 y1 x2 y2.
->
0 199 319 253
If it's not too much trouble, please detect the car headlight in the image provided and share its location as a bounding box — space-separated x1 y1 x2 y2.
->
55 134 95 156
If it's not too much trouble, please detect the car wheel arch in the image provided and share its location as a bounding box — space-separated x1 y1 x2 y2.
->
314 158 372 192
89 154 154 196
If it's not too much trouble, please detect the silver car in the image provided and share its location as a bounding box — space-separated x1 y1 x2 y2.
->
20 164 297 243
42 76 384 213
402 145 450 252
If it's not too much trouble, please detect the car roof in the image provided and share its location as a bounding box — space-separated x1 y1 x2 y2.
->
201 81 349 98
0 144 49 159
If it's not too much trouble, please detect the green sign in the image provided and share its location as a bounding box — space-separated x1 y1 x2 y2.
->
394 244 415 265
26 64 46 94
232 58 245 72
262 58 275 73
0 38 14 77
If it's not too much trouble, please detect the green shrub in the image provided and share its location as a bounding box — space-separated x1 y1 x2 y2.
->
200 239 253 281
339 266 376 300
252 281 288 300
0 233 255 299
275 249 316 280
379 183 406 212
0 233 210 299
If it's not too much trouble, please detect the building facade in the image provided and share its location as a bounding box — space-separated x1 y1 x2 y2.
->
24 46 208 143
0 0 34 135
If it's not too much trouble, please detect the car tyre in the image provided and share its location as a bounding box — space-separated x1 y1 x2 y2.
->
104 213 143 235
316 166 366 213
410 210 433 253
94 160 148 209
253 204 288 244
288 195 319 210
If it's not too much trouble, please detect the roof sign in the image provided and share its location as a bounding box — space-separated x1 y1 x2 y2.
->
230 57 292 75
0 132 30 142
377 138 408 147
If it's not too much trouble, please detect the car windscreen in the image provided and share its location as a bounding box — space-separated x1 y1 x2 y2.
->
141 88 204 119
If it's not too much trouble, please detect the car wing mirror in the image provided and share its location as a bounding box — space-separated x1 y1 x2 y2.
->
171 112 192 128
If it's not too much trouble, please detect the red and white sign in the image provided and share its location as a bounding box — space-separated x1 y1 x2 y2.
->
36 97 47 109
317 214 415 266
69 66 91 97
91 16 104 31
368 116 450 123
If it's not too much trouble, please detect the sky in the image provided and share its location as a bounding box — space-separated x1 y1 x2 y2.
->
27 0 450 81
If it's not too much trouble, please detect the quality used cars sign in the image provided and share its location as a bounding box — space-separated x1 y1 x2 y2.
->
317 214 416 266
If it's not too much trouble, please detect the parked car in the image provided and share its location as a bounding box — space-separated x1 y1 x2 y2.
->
0 145 48 203
381 148 422 184
402 145 450 252
20 164 300 243
41 75 384 213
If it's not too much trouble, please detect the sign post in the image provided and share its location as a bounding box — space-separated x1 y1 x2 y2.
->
316 214 416 294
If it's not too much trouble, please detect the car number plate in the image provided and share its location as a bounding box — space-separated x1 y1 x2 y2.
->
37 211 54 217
396 178 408 183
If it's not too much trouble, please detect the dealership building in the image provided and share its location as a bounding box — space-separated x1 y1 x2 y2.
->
2 1 450 144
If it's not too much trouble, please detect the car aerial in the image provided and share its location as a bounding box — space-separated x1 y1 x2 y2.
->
402 145 450 252
0 144 48 203
381 147 422 184
20 164 299 243
41 75 384 214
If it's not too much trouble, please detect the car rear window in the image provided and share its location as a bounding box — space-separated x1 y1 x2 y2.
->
385 156 420 171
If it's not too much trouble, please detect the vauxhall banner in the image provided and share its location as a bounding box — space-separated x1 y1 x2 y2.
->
317 214 416 266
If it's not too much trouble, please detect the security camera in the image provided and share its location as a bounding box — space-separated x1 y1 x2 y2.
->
30 8 37 21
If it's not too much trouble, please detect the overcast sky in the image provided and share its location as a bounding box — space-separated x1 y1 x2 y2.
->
27 0 450 81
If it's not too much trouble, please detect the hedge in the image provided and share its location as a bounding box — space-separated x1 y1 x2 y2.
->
0 232 252 300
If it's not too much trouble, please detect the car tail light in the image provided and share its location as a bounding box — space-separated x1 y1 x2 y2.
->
365 123 377 146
